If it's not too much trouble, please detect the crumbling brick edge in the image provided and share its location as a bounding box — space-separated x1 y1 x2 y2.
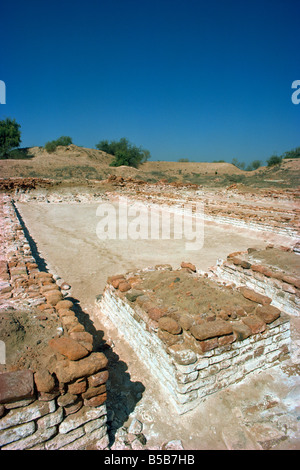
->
0 194 109 450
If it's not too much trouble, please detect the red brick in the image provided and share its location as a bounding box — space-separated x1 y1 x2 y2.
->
0 370 34 404
84 392 107 407
88 370 109 388
239 287 271 305
158 317 182 335
107 274 125 285
181 262 196 272
49 336 89 361
82 384 106 400
68 377 87 394
34 369 55 393
199 337 219 352
55 299 74 311
54 353 108 383
231 257 251 269
242 315 266 334
44 290 63 306
232 322 252 341
147 307 167 321
118 281 131 292
190 320 233 341
256 305 281 324
218 333 236 346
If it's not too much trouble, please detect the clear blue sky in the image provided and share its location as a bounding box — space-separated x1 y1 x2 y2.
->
0 0 299 164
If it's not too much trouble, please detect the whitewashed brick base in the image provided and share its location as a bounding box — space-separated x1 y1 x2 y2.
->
98 286 291 414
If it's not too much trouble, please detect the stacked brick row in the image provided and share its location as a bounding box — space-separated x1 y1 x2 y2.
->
97 264 291 414
214 246 300 317
112 186 300 238
0 195 109 450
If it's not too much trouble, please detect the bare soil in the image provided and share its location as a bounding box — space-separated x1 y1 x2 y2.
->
249 248 300 276
136 269 255 317
0 307 60 374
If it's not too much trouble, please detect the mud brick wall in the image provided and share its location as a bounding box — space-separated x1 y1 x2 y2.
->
214 248 300 317
97 275 290 414
0 195 109 450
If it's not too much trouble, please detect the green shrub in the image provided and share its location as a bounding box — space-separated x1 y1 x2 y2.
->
44 136 73 153
45 141 57 153
282 147 300 159
54 136 73 147
96 137 150 168
4 148 33 160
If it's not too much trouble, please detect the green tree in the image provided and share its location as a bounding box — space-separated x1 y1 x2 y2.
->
54 136 73 147
246 159 262 171
282 147 300 159
251 159 262 169
96 137 151 168
0 118 21 158
267 154 282 167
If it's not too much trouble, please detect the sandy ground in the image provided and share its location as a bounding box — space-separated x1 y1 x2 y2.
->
16 202 286 310
15 201 300 450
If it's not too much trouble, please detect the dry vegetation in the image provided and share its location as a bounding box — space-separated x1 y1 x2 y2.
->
1 144 299 189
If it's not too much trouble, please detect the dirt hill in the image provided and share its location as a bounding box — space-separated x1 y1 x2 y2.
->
0 145 299 189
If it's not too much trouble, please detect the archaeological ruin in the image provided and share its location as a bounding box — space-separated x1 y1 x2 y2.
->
0 177 299 450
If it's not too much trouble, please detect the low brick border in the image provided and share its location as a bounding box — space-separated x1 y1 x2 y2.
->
97 265 291 414
0 194 109 450
214 246 300 317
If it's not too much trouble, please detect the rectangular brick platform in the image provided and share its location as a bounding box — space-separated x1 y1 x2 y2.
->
97 266 291 414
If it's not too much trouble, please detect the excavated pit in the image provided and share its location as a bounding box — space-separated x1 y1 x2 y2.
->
1 182 300 449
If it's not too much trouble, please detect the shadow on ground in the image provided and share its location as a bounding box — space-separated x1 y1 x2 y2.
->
70 297 145 446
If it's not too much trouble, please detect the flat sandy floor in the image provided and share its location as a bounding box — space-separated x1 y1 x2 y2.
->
16 201 300 450
17 202 280 309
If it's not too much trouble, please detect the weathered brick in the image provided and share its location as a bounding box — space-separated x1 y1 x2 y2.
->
190 321 233 341
83 393 107 407
0 399 56 430
0 421 35 447
58 405 106 434
68 377 87 394
198 337 219 352
158 316 182 335
87 370 109 388
2 425 57 450
0 370 34 404
54 353 108 383
242 315 266 334
49 336 89 361
34 370 55 393
231 322 252 341
255 305 281 324
239 287 271 305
